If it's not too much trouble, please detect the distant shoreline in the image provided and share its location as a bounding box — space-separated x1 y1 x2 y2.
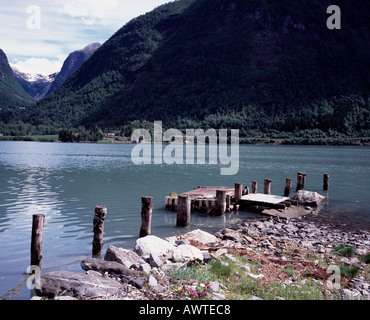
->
1 135 369 146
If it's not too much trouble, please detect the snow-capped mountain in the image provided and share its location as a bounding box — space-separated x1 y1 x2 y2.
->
12 42 101 100
11 67 58 100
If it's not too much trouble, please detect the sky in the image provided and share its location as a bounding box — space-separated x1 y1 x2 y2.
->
0 0 174 76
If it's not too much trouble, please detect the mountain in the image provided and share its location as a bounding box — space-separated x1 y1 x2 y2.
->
11 42 101 101
12 68 58 100
7 0 370 137
46 42 101 96
0 49 34 110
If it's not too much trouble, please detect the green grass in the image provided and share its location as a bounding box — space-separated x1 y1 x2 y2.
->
339 265 360 278
168 255 331 300
359 253 370 264
333 245 356 258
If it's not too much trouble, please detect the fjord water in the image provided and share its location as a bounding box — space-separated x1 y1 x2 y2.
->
0 141 369 299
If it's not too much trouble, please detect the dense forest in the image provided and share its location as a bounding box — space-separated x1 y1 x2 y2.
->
0 0 369 144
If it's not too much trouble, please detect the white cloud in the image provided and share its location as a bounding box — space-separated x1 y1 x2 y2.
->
10 55 67 76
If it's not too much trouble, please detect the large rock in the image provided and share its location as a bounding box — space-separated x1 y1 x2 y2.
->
172 244 204 262
36 271 122 299
166 229 219 246
81 258 140 277
293 190 326 206
134 235 175 258
104 245 141 268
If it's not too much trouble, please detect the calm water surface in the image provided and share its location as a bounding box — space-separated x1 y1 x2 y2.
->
0 141 369 299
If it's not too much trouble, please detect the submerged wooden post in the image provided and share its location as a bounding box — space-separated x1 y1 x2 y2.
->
30 214 45 269
264 179 272 195
140 197 153 237
92 206 107 255
251 180 257 194
215 190 226 216
234 182 243 204
323 173 329 191
177 195 191 227
284 178 292 197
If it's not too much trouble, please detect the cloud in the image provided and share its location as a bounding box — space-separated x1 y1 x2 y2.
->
10 55 67 76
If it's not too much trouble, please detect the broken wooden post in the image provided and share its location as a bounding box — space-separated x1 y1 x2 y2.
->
215 190 226 216
264 179 272 195
251 180 257 194
284 178 292 197
234 182 243 204
92 206 107 256
30 214 45 269
299 172 307 189
323 173 329 191
177 195 191 227
140 196 153 237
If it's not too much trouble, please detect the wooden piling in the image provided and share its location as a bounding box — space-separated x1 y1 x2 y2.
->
251 180 257 194
92 206 107 255
323 173 329 191
226 194 231 212
264 179 272 195
140 197 153 237
284 178 292 197
30 214 45 269
299 172 307 190
215 190 226 216
296 173 304 191
234 182 243 204
177 195 191 227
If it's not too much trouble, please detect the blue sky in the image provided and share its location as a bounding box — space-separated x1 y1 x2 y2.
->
0 0 173 76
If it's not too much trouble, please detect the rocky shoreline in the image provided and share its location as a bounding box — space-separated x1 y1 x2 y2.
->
32 212 370 301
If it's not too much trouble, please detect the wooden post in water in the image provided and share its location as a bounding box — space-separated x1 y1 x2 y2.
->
284 178 292 197
140 197 153 237
30 214 45 269
215 190 226 216
299 172 307 190
226 194 231 212
234 182 243 204
296 173 304 191
92 206 107 256
251 180 257 194
323 173 329 191
177 195 191 227
264 179 272 195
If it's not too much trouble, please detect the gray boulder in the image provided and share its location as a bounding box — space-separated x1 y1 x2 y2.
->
172 244 204 262
134 235 175 258
293 190 326 206
104 245 141 268
81 258 140 277
36 271 122 299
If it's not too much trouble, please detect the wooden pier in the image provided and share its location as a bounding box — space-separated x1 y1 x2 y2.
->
165 173 329 219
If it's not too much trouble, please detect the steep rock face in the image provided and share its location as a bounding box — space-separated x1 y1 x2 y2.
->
46 42 101 95
0 49 34 109
12 68 58 100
